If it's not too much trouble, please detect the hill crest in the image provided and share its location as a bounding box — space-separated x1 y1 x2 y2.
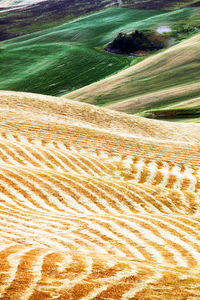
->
0 90 200 298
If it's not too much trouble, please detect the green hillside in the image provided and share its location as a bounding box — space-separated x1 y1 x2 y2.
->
6 0 193 41
64 10 200 122
0 7 199 96
0 0 118 41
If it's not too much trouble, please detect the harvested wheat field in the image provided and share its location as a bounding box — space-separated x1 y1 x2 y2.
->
0 90 200 299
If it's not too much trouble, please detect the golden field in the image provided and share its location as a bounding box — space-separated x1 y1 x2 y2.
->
0 90 200 298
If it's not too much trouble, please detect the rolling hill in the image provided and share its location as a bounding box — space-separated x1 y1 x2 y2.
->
0 0 118 41
65 30 200 120
1 0 200 297
0 7 164 96
0 1 118 43
1 6 199 97
1 0 200 42
0 90 200 298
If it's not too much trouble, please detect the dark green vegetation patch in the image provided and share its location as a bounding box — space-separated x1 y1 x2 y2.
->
105 30 165 55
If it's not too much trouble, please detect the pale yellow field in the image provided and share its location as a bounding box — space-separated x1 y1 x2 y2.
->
0 90 200 299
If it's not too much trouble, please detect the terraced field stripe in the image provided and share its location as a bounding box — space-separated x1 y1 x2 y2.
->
2 168 64 213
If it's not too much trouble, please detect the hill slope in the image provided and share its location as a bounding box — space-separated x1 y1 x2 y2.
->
65 31 200 115
1 7 199 96
0 90 200 298
0 0 118 41
0 7 164 96
1 0 200 41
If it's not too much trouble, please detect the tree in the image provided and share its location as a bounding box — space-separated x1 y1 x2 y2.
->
105 30 165 55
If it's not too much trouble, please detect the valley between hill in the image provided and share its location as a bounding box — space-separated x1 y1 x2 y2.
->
0 90 200 298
